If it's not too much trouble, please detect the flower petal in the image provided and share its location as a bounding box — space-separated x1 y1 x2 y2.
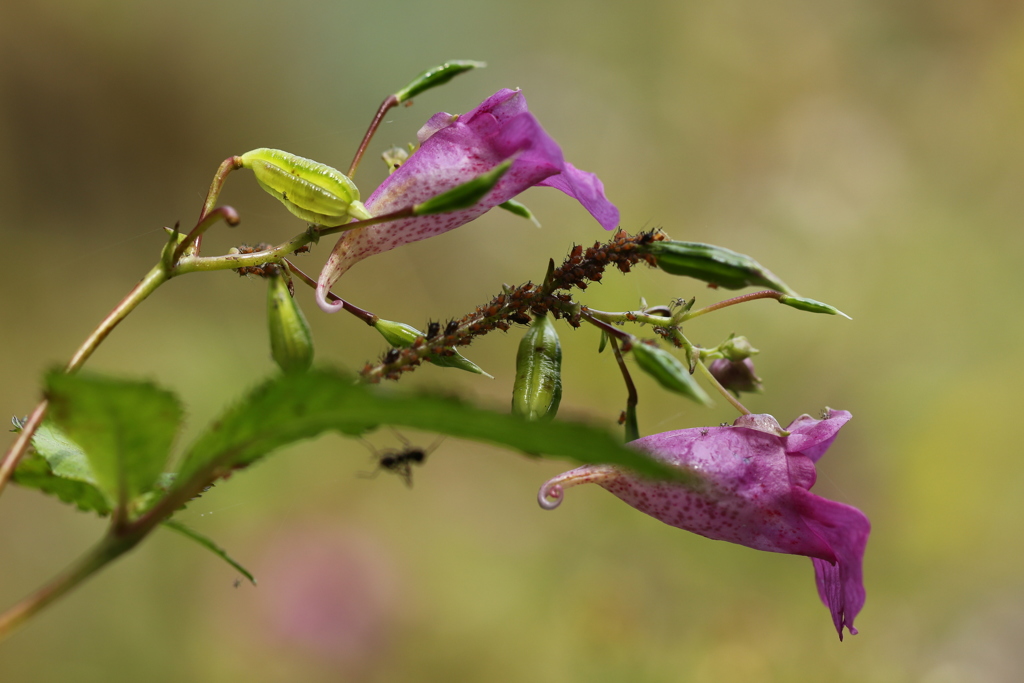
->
315 89 618 312
791 487 870 639
785 409 852 462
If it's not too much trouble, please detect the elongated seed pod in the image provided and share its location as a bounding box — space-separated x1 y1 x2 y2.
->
642 241 795 293
630 340 711 406
512 314 562 421
267 273 314 373
240 148 371 227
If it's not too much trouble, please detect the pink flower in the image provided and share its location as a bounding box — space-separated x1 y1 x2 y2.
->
538 410 869 639
316 89 619 312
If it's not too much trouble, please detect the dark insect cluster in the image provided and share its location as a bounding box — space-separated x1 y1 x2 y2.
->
361 230 668 383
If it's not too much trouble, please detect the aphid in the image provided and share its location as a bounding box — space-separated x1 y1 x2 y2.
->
359 434 443 487
700 428 710 437
426 321 441 340
444 320 460 336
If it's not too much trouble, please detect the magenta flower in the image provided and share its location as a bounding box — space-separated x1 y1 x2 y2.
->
538 410 869 639
317 88 620 312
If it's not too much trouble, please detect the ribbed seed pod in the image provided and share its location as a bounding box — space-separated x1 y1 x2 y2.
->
240 148 371 227
267 272 314 373
512 314 562 421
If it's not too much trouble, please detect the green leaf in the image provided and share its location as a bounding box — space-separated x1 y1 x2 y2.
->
46 372 183 508
177 369 692 485
162 520 256 585
12 453 111 515
30 420 101 486
395 60 486 102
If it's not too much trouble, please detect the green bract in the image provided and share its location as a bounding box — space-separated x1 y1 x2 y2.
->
512 314 563 421
240 148 372 227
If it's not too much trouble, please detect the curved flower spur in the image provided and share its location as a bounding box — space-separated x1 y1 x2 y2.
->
315 87 620 312
539 410 870 640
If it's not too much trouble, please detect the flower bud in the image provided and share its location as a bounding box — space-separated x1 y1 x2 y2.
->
719 335 759 362
382 146 410 174
512 314 563 421
708 358 763 395
373 319 491 377
642 240 795 293
267 273 314 373
240 148 372 227
630 340 712 406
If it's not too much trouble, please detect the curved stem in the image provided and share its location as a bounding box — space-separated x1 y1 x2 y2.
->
608 337 639 442
171 206 240 265
348 94 399 178
0 263 170 495
694 358 751 416
191 156 243 257
681 290 783 321
284 261 378 325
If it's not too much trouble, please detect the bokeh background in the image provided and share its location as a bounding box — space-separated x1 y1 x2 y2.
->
1 0 1023 681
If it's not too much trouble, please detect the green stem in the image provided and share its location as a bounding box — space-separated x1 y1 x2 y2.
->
172 208 415 276
584 307 675 328
608 337 640 442
191 157 243 257
694 359 751 415
0 533 137 642
681 290 783 321
0 263 170 496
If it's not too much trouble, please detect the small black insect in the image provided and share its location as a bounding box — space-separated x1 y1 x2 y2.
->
426 321 441 340
444 319 460 336
360 433 443 487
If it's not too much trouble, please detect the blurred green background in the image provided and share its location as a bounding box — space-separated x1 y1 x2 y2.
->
2 0 1023 681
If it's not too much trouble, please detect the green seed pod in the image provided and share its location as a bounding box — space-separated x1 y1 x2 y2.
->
373 319 492 377
240 148 372 227
630 340 712 406
267 272 314 373
512 314 563 421
643 241 795 293
778 294 851 319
